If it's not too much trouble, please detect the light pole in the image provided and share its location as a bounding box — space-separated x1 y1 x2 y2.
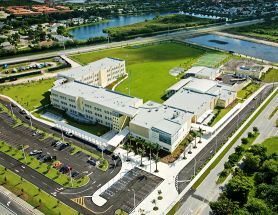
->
69 168 73 187
61 130 64 142
10 103 14 116
149 147 152 173
22 145 27 164
29 115 33 128
193 157 197 177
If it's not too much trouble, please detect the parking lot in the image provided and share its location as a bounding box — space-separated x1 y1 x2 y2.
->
100 168 163 214
0 110 111 182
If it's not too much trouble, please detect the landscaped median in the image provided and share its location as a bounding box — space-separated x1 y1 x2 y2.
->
0 164 78 215
192 87 278 190
0 141 90 188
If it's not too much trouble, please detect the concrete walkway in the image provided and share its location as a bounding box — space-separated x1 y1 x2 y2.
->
60 55 81 68
176 89 278 215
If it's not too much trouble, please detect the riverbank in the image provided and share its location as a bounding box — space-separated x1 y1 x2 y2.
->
213 31 278 48
103 14 224 40
67 19 110 31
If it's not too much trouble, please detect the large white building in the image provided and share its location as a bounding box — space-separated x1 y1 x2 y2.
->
57 57 126 87
164 77 236 122
51 81 143 131
129 101 193 152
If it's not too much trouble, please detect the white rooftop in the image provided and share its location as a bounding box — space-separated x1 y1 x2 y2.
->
130 101 193 135
186 66 219 77
163 89 216 114
166 78 192 92
51 81 142 117
58 57 124 80
184 77 217 94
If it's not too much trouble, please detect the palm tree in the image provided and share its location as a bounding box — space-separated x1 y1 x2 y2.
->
138 144 146 167
198 127 203 143
192 131 197 149
154 153 159 172
123 142 132 162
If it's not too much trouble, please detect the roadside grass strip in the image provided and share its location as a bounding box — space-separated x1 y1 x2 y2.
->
0 141 90 188
0 165 78 215
192 88 278 189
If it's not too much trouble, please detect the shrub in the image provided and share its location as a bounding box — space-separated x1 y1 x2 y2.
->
241 138 249 144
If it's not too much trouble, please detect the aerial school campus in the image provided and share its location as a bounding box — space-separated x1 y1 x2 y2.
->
0 25 277 215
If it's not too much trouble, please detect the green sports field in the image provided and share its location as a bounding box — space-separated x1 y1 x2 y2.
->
193 53 228 68
71 43 212 102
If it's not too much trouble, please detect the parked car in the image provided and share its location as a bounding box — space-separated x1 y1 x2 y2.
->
29 150 42 156
53 161 62 168
65 132 73 137
58 143 69 151
87 157 100 166
71 171 79 178
19 109 26 115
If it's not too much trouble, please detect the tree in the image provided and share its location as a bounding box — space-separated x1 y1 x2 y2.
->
245 198 271 214
198 127 203 143
247 132 254 138
123 142 132 162
138 144 146 167
210 194 239 215
8 33 20 51
191 131 197 148
243 153 261 174
249 145 267 159
252 127 259 133
235 145 245 155
226 175 253 204
154 153 159 172
241 138 248 144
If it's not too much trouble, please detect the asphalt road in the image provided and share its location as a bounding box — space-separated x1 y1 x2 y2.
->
0 192 29 215
176 84 276 194
0 19 263 65
176 88 278 215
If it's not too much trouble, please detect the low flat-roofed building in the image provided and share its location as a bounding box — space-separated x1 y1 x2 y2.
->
165 78 192 97
185 66 220 80
51 81 143 131
129 101 193 152
164 89 217 122
58 57 126 87
222 59 266 79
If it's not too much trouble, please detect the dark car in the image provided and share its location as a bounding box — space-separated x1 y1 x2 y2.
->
19 109 26 115
25 115 31 120
58 143 69 151
71 171 79 178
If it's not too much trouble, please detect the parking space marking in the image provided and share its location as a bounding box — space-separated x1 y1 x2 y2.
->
87 172 94 176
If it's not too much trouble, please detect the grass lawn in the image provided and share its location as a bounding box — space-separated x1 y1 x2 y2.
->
71 43 208 102
209 100 239 126
0 165 78 215
268 105 278 119
260 137 278 155
36 106 109 136
237 83 261 100
261 68 278 83
0 78 54 111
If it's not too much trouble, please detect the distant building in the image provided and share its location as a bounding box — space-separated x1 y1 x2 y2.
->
57 57 126 88
222 59 267 79
50 81 143 131
130 101 193 152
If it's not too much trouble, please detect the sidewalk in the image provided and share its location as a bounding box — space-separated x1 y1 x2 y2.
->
0 186 44 215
